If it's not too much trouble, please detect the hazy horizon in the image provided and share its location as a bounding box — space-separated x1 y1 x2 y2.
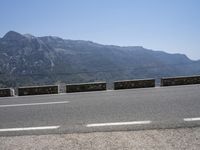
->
1 0 200 60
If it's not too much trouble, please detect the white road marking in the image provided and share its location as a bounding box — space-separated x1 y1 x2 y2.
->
0 126 60 132
0 101 69 108
184 117 200 122
86 121 151 127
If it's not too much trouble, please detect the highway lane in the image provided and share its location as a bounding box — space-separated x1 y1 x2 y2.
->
0 84 200 136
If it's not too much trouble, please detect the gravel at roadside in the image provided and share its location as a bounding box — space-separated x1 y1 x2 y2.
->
1 127 200 150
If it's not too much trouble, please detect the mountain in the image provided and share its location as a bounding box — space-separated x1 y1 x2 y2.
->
0 31 200 88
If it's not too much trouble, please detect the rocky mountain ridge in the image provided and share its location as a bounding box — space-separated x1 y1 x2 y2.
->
0 31 200 88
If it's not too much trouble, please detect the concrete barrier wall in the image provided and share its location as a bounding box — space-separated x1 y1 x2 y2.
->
114 79 155 90
161 75 200 86
0 88 14 97
66 82 106 93
18 85 58 96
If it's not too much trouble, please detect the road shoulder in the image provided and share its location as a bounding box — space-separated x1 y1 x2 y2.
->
1 127 200 150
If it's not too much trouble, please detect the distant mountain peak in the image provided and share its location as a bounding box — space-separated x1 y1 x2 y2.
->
2 31 25 40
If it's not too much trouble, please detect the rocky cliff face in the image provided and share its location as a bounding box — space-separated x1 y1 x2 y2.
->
0 31 200 87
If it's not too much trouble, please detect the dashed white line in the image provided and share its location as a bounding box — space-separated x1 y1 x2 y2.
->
184 117 200 122
86 121 152 127
0 101 69 108
0 126 60 132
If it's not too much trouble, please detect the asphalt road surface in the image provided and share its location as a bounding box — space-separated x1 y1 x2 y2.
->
0 84 200 136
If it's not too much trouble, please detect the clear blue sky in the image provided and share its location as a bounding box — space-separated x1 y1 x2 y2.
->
0 0 200 60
